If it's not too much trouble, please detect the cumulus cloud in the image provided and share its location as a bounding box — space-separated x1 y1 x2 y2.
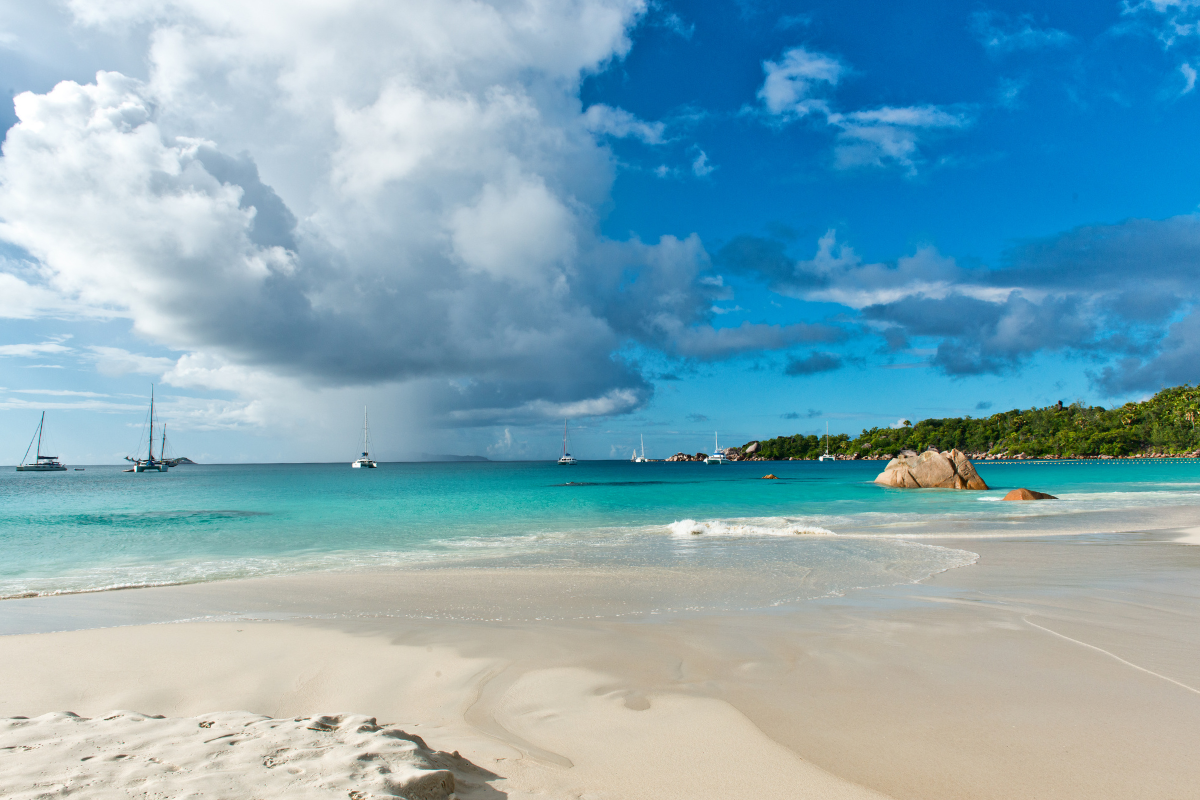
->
754 44 971 174
0 0 812 429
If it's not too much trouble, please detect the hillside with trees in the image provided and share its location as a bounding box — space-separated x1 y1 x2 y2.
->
747 385 1200 460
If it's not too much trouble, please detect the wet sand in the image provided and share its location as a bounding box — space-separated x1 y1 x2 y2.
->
2 527 1199 799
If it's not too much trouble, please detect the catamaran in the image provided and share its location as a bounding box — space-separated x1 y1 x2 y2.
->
15 412 67 471
352 407 378 468
705 432 732 464
557 420 577 465
632 434 649 463
818 422 834 461
125 386 169 472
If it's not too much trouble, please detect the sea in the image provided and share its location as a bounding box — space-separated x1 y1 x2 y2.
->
3 459 1199 605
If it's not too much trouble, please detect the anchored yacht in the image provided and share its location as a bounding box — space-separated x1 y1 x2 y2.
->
557 420 577 465
15 412 67 471
125 387 169 472
818 422 834 461
352 407 378 468
705 432 732 464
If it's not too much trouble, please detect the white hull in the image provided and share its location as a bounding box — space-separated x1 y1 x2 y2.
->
16 463 66 472
558 456 577 465
705 455 731 464
133 463 168 472
352 458 377 468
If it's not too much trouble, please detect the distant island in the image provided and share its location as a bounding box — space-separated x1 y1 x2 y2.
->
737 384 1200 461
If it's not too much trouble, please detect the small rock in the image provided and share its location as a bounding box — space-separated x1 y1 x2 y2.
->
762 474 778 480
1002 488 1057 501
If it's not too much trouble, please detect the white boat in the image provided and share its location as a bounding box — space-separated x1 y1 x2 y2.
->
125 387 169 472
15 412 67 471
633 434 649 463
818 422 834 461
705 432 732 464
352 406 378 468
558 420 577 465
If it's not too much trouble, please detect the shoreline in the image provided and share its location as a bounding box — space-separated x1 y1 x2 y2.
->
3 523 1200 798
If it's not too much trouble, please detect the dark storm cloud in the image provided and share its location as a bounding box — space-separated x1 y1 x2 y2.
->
784 352 842 375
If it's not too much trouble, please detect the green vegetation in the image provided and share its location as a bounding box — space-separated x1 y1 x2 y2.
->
748 385 1200 459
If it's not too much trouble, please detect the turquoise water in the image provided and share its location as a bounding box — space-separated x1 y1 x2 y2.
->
2 459 1198 598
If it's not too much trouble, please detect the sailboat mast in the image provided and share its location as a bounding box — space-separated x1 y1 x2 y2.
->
36 411 44 459
562 420 568 456
148 385 155 462
363 406 369 455
161 424 167 462
641 434 645 459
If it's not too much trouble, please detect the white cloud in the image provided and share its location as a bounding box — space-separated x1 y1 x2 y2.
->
583 103 666 144
0 338 72 357
691 149 715 177
1182 62 1197 93
87 346 176 377
829 105 972 176
755 45 972 174
0 0 779 428
757 46 843 118
971 11 1073 53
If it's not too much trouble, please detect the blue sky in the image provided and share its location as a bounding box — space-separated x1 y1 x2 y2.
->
2 0 1199 462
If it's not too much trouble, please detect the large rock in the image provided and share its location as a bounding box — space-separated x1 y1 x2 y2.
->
874 448 989 490
1003 488 1057 500
745 441 760 454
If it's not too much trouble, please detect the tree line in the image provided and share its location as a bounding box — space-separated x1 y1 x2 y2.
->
748 384 1200 460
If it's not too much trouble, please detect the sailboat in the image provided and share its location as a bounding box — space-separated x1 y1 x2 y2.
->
632 434 649 463
352 407 378 468
15 412 67 471
818 422 834 461
557 420 577 465
125 386 169 472
705 432 732 464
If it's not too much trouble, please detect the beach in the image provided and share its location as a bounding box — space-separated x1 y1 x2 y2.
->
3 516 1199 799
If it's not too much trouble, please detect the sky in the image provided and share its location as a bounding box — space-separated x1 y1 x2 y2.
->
2 0 1200 463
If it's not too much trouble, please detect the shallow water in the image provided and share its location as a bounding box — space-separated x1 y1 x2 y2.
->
1 459 1197 599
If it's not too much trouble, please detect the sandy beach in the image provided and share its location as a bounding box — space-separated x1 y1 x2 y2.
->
3 525 1200 799
7 522 1200 796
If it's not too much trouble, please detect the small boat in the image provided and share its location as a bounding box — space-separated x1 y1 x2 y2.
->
15 412 67 471
125 386 169 472
633 434 649 463
352 407 378 468
558 420 577 465
705 432 732 465
818 422 834 461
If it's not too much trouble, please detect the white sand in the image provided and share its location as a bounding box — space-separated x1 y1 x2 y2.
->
0 711 474 800
1174 526 1200 545
2 530 1199 799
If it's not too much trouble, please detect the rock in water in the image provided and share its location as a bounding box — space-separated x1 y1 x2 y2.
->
762 474 779 480
1002 488 1057 500
874 448 989 490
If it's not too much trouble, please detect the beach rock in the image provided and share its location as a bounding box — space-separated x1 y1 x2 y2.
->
1003 488 1057 501
874 449 988 490
910 450 956 487
762 474 779 480
746 441 760 454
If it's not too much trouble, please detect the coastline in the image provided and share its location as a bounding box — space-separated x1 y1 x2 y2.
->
3 522 1200 798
